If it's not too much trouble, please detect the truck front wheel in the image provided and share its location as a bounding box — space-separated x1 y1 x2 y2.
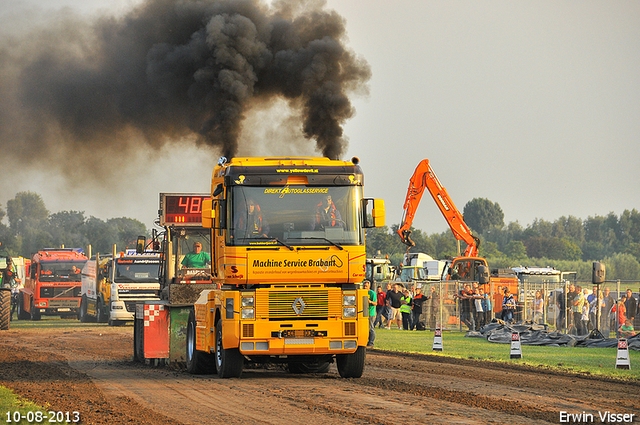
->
336 346 366 378
17 293 29 320
185 310 215 374
79 296 90 323
215 320 243 378
30 299 41 321
97 299 108 323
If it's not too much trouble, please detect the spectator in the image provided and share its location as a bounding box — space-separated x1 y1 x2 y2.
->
501 287 516 324
571 285 586 335
373 285 387 329
400 288 413 330
586 286 598 331
611 295 628 335
602 287 616 336
474 287 486 330
590 289 603 332
532 290 544 324
455 284 475 331
471 282 480 329
427 285 440 329
386 283 403 330
567 284 579 332
482 288 492 326
581 288 590 335
624 288 637 325
410 286 430 330
620 318 636 338
363 281 376 348
556 287 567 331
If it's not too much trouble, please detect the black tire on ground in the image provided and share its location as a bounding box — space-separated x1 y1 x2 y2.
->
336 346 366 378
215 320 243 378
17 293 29 320
79 297 90 323
185 309 216 374
30 299 41 321
288 361 331 374
133 319 142 362
0 289 10 330
97 299 108 323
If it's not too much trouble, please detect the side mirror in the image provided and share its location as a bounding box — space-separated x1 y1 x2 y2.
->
363 198 386 228
202 198 215 228
592 262 605 284
136 236 146 254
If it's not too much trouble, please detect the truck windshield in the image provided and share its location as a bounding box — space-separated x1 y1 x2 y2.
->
229 185 364 246
174 229 211 270
400 266 426 282
115 260 161 283
39 261 87 282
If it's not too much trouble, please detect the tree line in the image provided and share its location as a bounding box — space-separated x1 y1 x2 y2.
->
366 198 640 282
3 191 638 281
0 192 147 258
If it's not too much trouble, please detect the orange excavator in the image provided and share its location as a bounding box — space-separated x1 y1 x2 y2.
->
398 159 519 317
398 159 479 258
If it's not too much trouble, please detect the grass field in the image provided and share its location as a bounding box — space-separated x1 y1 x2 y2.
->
372 327 640 381
0 387 47 425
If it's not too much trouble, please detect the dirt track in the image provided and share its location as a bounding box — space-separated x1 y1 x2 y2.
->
1 324 640 425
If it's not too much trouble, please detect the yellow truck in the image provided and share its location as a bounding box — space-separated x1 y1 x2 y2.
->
182 156 385 378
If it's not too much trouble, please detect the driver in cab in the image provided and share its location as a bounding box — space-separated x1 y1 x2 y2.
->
314 194 343 230
234 198 269 239
181 242 211 268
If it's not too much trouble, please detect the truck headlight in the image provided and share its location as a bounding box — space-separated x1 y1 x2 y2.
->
343 295 356 306
241 296 254 308
241 308 254 319
343 306 356 318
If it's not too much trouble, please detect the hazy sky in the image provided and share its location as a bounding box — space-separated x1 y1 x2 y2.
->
1 0 639 235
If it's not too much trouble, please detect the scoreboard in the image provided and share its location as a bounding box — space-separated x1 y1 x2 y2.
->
159 193 211 226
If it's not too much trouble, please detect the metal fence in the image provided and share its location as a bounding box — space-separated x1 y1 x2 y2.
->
403 279 640 336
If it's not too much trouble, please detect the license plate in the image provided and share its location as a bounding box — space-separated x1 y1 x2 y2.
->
58 308 71 312
281 329 315 338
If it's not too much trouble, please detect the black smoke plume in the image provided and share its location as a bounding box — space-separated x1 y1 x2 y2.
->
0 0 370 169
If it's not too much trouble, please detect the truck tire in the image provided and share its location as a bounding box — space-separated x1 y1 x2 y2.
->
0 289 10 330
17 293 29 320
97 299 108 323
30 299 41 321
215 320 243 378
336 346 366 378
79 296 90 323
185 309 215 374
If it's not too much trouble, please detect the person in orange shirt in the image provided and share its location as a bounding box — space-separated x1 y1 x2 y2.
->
611 295 628 331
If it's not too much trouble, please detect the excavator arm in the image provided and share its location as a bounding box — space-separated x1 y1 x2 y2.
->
397 159 479 257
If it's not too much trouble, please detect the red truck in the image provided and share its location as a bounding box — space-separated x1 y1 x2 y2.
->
18 248 88 320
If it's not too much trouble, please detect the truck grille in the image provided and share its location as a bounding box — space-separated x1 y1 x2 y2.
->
40 286 81 298
256 288 342 320
48 299 80 308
